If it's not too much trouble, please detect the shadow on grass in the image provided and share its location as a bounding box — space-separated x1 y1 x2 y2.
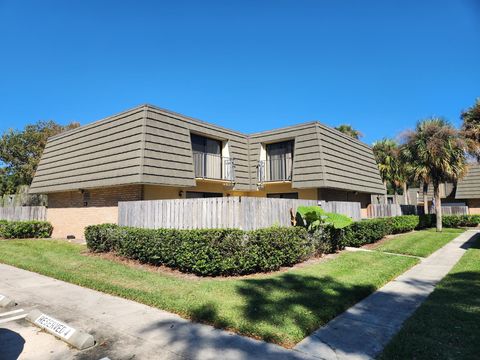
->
461 232 480 250
139 273 377 357
380 270 480 360
235 273 376 344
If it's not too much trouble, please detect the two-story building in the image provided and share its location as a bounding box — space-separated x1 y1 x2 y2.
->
29 104 386 238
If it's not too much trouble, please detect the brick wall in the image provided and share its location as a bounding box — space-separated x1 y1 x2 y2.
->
468 199 480 215
47 185 142 239
48 207 118 239
48 185 142 208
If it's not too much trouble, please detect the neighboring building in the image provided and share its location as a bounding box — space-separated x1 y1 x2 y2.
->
406 183 458 206
455 164 480 214
372 183 462 207
29 104 385 238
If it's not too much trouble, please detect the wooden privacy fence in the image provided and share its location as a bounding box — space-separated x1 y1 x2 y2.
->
118 197 319 230
367 204 469 218
435 205 469 216
0 206 47 221
319 200 362 221
367 204 417 218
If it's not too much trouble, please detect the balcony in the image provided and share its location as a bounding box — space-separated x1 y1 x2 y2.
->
193 151 235 181
257 154 293 183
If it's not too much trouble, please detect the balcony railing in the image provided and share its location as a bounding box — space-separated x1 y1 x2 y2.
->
257 154 293 183
193 151 235 181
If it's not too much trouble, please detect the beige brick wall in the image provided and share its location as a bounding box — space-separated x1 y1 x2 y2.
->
468 199 480 215
48 207 118 239
47 185 142 239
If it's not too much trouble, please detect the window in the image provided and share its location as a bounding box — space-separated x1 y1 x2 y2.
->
265 140 294 181
191 134 223 179
191 134 222 155
267 192 298 199
186 191 223 198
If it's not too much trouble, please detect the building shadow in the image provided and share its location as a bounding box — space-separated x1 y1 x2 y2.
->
0 328 25 360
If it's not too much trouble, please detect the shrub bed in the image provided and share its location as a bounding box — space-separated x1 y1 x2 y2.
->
340 214 480 248
0 220 53 239
85 225 338 276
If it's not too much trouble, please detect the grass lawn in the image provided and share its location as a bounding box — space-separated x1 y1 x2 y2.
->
372 228 464 257
380 234 480 360
0 240 418 347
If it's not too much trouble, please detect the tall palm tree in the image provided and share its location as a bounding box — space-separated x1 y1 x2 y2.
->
402 118 467 231
373 139 401 203
461 98 480 160
335 124 363 139
400 147 430 214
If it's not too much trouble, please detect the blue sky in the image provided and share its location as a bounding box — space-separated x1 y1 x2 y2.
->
0 0 479 144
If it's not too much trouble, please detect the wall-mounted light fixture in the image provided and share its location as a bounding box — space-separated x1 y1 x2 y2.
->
179 190 184 198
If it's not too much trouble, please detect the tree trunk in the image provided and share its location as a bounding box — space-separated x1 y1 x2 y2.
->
423 182 429 214
403 183 409 205
383 181 388 205
434 181 442 232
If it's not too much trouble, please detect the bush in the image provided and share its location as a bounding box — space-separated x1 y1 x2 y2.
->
84 223 119 252
0 220 53 239
309 225 344 255
341 218 392 247
442 215 480 228
390 215 419 233
85 225 316 276
340 214 480 248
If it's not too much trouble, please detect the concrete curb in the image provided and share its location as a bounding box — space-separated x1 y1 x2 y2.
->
26 309 95 350
0 294 15 308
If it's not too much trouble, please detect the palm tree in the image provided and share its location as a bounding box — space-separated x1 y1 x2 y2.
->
373 139 401 203
401 118 467 231
335 124 363 139
461 98 480 160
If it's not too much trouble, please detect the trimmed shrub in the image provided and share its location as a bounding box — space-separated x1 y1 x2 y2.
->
417 214 434 229
390 215 419 233
340 218 392 247
340 214 480 248
85 225 316 276
0 220 53 239
84 223 120 252
309 225 344 255
442 215 480 228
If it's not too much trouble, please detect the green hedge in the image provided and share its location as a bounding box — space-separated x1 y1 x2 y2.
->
441 215 480 228
85 225 338 276
0 220 53 239
340 214 479 247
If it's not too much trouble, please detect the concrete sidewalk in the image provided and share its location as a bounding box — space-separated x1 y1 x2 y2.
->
0 263 317 360
294 229 479 360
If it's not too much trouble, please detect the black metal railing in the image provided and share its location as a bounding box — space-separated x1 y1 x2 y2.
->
257 154 293 182
193 152 235 181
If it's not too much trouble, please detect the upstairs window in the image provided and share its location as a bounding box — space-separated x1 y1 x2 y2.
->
265 140 294 181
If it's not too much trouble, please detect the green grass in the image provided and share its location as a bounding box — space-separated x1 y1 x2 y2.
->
0 239 417 347
372 228 464 257
380 234 480 360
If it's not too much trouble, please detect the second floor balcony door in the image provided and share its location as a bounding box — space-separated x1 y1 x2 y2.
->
191 134 222 179
266 140 294 181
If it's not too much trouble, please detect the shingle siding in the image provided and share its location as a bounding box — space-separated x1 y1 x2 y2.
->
145 106 251 191
29 105 385 195
456 165 480 199
248 123 325 189
317 124 385 193
29 108 144 193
